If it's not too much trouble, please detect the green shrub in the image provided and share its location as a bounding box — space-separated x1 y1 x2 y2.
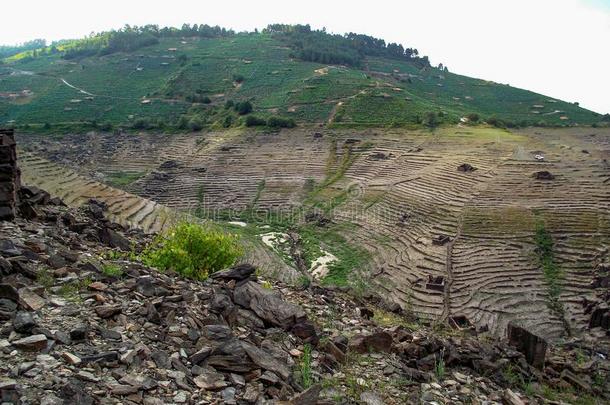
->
534 220 565 317
267 116 296 128
487 115 505 128
189 118 204 131
466 113 480 122
144 221 242 280
245 115 266 127
223 115 234 128
132 118 152 130
102 263 124 278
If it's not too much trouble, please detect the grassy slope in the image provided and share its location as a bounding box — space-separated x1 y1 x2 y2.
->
0 33 601 129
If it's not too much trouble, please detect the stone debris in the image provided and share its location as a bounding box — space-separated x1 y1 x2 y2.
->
507 323 547 368
457 163 477 172
0 129 19 221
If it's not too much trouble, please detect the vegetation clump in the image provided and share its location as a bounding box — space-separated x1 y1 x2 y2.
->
244 115 296 128
267 116 296 128
234 101 253 115
466 113 480 123
245 115 267 127
144 221 242 280
102 263 124 278
0 39 46 59
61 24 234 60
265 24 430 68
106 171 145 187
534 220 568 332
299 344 313 388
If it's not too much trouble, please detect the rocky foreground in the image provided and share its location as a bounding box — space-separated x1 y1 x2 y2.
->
0 192 609 404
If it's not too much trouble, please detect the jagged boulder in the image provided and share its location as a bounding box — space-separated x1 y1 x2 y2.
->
457 163 477 172
589 303 609 330
98 227 131 250
159 160 181 169
507 324 547 368
211 263 256 282
0 129 19 221
533 170 555 180
233 281 306 328
348 330 393 354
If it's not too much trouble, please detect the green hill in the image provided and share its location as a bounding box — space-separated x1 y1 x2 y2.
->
0 24 604 132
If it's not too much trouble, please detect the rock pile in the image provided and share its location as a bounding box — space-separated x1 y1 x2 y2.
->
1 196 325 404
0 129 19 221
584 262 610 333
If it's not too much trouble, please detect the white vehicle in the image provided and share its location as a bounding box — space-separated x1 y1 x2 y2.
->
534 154 545 161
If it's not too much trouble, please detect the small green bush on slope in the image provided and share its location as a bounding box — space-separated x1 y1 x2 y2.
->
144 221 242 280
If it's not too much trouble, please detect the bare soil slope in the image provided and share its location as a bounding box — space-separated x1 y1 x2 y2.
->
18 126 610 340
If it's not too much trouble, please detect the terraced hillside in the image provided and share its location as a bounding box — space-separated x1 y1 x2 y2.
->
18 126 610 340
18 152 173 233
17 149 300 283
1 28 605 131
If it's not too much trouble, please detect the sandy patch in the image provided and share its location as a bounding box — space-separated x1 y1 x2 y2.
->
261 232 288 249
310 250 338 279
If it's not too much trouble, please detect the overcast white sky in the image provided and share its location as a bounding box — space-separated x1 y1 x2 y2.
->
3 0 609 113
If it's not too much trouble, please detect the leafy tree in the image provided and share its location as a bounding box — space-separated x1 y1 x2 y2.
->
466 113 480 123
235 101 253 115
423 112 439 128
0 39 46 58
188 118 204 131
487 116 505 128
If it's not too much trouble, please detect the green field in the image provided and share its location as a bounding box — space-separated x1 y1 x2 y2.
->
0 31 604 131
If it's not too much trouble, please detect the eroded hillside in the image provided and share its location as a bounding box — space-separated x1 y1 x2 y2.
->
18 126 610 341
